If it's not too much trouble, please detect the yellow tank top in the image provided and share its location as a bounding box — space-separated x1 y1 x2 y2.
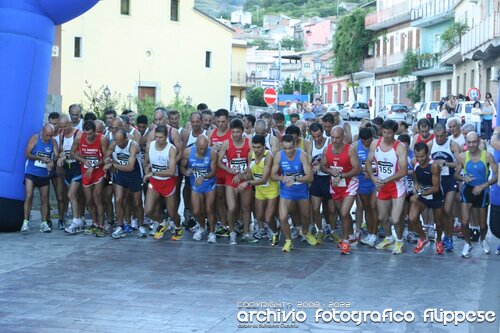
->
250 150 279 194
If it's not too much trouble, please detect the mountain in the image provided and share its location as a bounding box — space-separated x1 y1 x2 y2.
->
195 0 246 19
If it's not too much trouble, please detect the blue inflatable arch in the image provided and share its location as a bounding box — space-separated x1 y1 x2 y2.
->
0 0 99 231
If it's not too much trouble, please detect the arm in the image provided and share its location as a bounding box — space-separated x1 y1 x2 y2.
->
179 148 191 176
156 145 178 178
206 149 218 180
25 135 44 161
70 132 87 166
270 150 284 182
98 135 109 167
143 141 151 175
445 141 460 169
250 153 274 186
170 129 183 164
344 145 361 179
297 151 313 184
453 153 466 182
420 162 442 196
181 129 190 151
475 153 497 194
270 136 280 155
365 141 383 188
343 123 352 144
383 143 408 183
217 141 234 174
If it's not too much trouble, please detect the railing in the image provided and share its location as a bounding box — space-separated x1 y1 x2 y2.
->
280 63 301 72
410 0 458 22
461 12 500 55
363 52 405 71
231 71 248 86
365 1 412 29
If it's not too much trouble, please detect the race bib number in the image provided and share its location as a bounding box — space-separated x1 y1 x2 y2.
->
34 152 51 168
285 171 303 185
422 187 433 200
64 150 76 164
406 177 414 192
192 169 208 179
151 164 166 173
115 153 129 166
83 156 99 168
230 158 247 173
377 161 394 177
330 166 346 187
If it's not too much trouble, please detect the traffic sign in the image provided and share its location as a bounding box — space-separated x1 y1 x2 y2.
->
467 87 481 101
263 88 277 105
261 79 279 88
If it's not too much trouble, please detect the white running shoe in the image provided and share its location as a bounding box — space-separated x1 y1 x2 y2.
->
480 239 490 254
150 221 160 236
131 219 139 230
193 227 206 241
137 226 148 238
461 243 473 258
39 221 52 233
207 232 217 244
21 220 30 232
229 231 237 245
112 226 126 239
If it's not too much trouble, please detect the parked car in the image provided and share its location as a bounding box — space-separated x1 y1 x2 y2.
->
455 101 483 124
379 104 412 122
340 101 370 120
327 103 344 112
416 101 440 127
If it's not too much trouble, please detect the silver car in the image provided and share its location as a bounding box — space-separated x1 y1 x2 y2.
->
379 104 412 122
341 101 370 121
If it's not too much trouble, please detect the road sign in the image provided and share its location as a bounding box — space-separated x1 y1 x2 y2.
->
263 87 277 105
467 87 481 101
261 79 279 88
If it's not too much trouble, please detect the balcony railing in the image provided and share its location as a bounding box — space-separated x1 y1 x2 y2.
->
410 0 458 25
231 71 249 86
365 1 412 30
461 12 500 55
280 63 301 72
363 53 405 71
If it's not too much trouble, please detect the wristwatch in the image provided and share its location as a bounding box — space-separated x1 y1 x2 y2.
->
417 190 423 197
292 175 297 182
246 180 251 186
339 172 343 179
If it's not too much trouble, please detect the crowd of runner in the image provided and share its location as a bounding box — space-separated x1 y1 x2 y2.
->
21 102 500 258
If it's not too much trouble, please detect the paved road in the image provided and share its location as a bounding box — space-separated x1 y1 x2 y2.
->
0 210 498 333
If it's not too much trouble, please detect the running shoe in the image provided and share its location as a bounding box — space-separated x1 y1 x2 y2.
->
427 225 435 241
442 235 454 252
290 226 299 240
64 221 83 234
282 240 293 252
193 227 206 241
253 228 268 240
461 243 472 258
304 232 318 246
360 234 377 247
375 236 395 250
406 232 419 243
104 222 114 234
123 223 132 234
316 231 325 244
340 241 351 255
58 219 66 230
47 219 53 230
95 227 105 237
329 232 341 244
150 221 160 236
154 222 168 240
229 231 237 245
131 219 139 230
112 226 126 239
182 217 197 230
413 238 429 254
84 224 98 235
495 244 500 255
137 226 148 238
170 228 183 241
392 240 404 255
207 232 217 244
241 233 258 243
453 224 461 235
323 224 332 236
480 239 490 254
271 232 280 247
435 241 444 255
40 221 52 233
215 226 229 237
21 220 30 232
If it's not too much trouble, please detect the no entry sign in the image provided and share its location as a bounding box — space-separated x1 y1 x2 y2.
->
263 87 277 105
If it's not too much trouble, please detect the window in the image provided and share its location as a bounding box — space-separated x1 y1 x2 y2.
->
120 0 130 15
171 0 179 21
304 62 310 69
74 37 82 58
205 51 212 68
138 86 156 101
256 64 266 72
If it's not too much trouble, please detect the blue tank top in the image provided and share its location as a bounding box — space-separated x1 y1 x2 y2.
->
464 150 489 186
25 135 54 177
188 146 215 192
356 139 372 183
279 148 308 196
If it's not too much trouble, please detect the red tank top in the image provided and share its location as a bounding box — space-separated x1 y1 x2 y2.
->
79 132 104 171
211 128 232 179
226 138 250 188
325 143 353 188
415 133 435 144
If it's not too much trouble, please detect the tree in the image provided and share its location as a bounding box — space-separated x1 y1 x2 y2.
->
247 87 267 107
331 8 375 101
280 37 304 51
248 39 274 50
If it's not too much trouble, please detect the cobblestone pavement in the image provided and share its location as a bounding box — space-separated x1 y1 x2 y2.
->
0 211 498 333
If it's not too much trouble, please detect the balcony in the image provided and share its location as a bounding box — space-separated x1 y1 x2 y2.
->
231 71 250 87
280 63 301 72
461 12 500 60
365 2 412 31
363 53 405 74
410 0 457 28
440 44 461 65
411 55 453 76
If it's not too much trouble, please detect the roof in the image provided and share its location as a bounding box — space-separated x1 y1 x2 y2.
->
193 8 235 33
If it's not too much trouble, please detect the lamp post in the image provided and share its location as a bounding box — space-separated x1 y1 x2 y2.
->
173 81 181 102
127 93 133 109
186 96 192 106
103 85 111 110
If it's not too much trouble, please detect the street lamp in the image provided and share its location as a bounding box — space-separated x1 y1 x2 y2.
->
127 93 133 109
103 85 111 109
186 96 192 106
173 81 181 102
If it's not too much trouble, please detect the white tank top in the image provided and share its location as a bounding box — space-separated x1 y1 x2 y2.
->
62 131 77 163
112 139 132 165
186 129 207 148
374 138 400 180
148 140 173 180
311 137 330 176
430 137 455 176
449 134 465 150
265 133 272 151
